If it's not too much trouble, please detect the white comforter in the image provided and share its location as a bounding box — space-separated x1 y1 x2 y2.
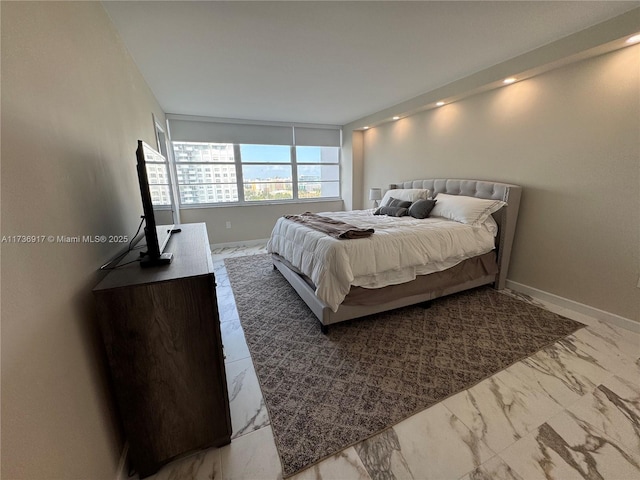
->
267 209 497 312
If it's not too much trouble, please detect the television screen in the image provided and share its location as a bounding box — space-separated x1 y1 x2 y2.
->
136 140 175 267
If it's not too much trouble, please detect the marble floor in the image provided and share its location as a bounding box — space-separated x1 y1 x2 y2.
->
142 244 640 480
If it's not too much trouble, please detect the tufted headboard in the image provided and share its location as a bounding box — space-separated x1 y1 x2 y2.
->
389 179 522 289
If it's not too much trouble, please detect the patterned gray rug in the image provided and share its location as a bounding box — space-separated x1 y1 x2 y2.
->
225 254 583 478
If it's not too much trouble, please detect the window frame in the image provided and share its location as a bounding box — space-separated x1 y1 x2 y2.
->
144 152 173 208
150 115 179 217
293 146 341 201
171 141 341 207
241 144 294 203
173 143 240 205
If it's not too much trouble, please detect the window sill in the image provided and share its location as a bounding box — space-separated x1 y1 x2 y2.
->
178 198 343 210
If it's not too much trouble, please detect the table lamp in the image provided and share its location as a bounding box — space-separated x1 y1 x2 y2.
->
369 188 382 208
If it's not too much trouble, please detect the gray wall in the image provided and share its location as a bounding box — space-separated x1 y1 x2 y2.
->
357 46 639 321
183 201 343 245
2 2 166 478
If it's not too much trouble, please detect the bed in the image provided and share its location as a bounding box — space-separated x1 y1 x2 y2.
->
267 179 522 332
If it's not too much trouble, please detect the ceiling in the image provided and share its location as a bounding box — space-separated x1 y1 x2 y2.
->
103 1 638 126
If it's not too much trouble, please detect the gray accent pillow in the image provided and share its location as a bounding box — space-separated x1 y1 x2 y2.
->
386 197 412 208
374 206 409 217
408 199 437 219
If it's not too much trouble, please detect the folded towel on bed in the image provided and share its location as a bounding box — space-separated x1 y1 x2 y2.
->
283 212 374 239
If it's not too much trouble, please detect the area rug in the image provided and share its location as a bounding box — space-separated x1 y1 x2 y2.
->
224 254 583 477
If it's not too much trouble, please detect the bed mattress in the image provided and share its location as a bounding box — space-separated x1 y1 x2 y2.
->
267 209 498 312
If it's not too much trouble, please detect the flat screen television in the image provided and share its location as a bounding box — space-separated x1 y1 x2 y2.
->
136 140 175 267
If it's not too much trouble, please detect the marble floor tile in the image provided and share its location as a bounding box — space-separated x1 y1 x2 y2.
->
290 447 372 480
355 403 495 480
214 271 231 289
216 283 237 302
219 426 282 480
212 258 227 272
214 265 239 324
354 428 413 479
146 448 221 480
565 375 640 456
530 337 615 393
217 289 237 307
505 356 586 409
503 339 613 409
220 316 250 363
458 455 524 480
212 244 268 260
216 287 240 322
563 328 640 385
583 320 640 362
225 357 270 439
500 408 640 480
220 422 371 480
443 368 566 454
218 306 240 327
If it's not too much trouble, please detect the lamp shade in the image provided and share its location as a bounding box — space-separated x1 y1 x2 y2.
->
369 188 382 201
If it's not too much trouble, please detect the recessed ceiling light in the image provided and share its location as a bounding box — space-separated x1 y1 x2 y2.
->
392 116 400 120
436 101 445 107
503 77 517 85
363 126 370 130
626 34 640 44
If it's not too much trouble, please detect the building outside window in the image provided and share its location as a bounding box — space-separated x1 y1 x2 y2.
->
143 146 172 206
171 139 340 205
241 144 293 201
296 146 340 199
173 142 238 204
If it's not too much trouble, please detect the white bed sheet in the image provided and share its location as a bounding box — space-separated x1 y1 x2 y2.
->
267 209 497 312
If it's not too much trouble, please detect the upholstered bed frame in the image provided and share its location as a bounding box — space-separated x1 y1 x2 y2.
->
272 179 522 331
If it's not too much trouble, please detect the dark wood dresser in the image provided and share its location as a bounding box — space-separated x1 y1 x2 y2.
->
93 223 231 478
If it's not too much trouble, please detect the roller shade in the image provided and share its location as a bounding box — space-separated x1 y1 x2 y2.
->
168 118 341 147
294 127 341 147
169 119 294 145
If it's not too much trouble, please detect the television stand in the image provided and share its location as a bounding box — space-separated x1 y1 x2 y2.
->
93 223 231 477
140 251 173 268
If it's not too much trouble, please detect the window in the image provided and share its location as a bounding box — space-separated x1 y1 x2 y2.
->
173 142 238 204
143 146 172 207
171 140 340 205
296 146 340 199
241 144 293 201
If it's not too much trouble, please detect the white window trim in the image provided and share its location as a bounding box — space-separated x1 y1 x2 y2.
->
150 115 181 225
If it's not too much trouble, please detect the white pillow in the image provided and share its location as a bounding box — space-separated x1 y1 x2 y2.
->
381 188 430 207
430 193 506 226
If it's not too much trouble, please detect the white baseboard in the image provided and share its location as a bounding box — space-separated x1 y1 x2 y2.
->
115 442 129 480
506 280 640 334
210 238 269 250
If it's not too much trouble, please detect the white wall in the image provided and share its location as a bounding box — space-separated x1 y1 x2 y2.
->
357 46 639 322
2 2 166 478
